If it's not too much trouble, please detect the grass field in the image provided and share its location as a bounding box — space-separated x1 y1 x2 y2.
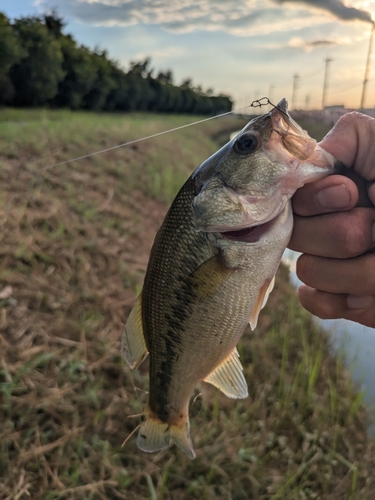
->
0 108 374 499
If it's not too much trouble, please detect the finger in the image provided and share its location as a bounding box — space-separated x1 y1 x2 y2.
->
289 207 375 258
298 285 375 329
292 175 358 216
336 169 374 208
319 112 375 180
296 253 375 295
368 183 375 205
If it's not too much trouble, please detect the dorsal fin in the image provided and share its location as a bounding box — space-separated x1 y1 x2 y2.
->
249 275 275 330
203 348 248 399
121 292 148 369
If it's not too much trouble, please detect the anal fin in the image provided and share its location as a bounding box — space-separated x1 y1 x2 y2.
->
203 348 248 399
121 292 148 369
249 275 275 330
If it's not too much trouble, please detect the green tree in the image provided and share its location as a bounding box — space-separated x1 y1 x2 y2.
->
0 10 233 113
122 60 155 111
82 50 116 110
156 69 173 85
10 16 65 106
54 36 97 109
105 65 130 111
43 10 65 38
0 13 25 104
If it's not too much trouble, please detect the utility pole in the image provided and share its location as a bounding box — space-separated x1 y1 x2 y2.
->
268 83 275 106
291 73 299 109
360 22 374 109
322 57 332 109
305 93 310 110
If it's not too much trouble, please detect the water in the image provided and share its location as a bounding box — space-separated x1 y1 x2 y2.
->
283 249 375 430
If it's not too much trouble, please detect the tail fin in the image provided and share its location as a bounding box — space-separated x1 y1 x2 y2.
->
137 409 195 459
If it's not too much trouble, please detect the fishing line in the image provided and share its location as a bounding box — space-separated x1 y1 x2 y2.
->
251 96 289 117
9 106 248 180
8 97 282 181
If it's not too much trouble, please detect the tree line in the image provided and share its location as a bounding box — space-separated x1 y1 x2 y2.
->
0 12 232 114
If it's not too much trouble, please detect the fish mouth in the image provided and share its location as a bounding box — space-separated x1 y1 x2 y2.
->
220 217 276 243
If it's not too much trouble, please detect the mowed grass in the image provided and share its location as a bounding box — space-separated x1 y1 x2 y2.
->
0 108 374 499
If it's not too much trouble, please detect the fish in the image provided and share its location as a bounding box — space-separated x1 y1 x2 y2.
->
122 99 338 459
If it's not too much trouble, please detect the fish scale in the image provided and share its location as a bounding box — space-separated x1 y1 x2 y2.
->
122 99 338 458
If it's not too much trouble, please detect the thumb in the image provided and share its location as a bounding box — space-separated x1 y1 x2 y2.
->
319 111 375 181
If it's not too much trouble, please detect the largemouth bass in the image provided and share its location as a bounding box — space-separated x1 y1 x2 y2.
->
122 99 337 459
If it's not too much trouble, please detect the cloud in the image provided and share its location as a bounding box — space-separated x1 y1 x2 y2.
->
288 36 336 49
307 39 337 47
134 47 186 60
272 0 373 23
262 35 340 51
37 0 332 36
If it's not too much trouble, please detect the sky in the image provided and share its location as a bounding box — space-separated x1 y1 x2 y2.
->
2 0 375 110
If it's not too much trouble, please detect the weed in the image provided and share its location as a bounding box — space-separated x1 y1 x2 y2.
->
0 110 374 499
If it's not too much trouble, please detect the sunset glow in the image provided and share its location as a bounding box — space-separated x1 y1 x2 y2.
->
2 0 375 110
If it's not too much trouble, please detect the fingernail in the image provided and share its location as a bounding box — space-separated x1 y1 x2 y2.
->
347 295 374 309
316 184 351 209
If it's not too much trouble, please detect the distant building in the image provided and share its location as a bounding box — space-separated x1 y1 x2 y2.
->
323 105 345 110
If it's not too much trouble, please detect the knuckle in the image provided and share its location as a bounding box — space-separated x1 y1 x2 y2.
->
359 255 375 295
335 111 373 133
296 254 316 285
315 300 339 320
341 210 370 257
336 111 363 125
298 287 339 320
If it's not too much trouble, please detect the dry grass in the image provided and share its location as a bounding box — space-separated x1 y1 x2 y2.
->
0 109 374 499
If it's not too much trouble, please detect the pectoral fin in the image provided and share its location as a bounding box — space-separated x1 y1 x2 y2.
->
121 292 148 369
203 348 248 399
249 275 275 330
190 255 235 301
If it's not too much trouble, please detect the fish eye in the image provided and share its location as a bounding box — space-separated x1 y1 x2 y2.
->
233 132 259 155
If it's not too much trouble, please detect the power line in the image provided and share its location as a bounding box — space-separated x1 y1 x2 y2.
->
330 82 362 93
305 93 310 110
300 68 322 80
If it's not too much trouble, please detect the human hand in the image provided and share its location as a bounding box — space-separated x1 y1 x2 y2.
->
289 112 375 328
